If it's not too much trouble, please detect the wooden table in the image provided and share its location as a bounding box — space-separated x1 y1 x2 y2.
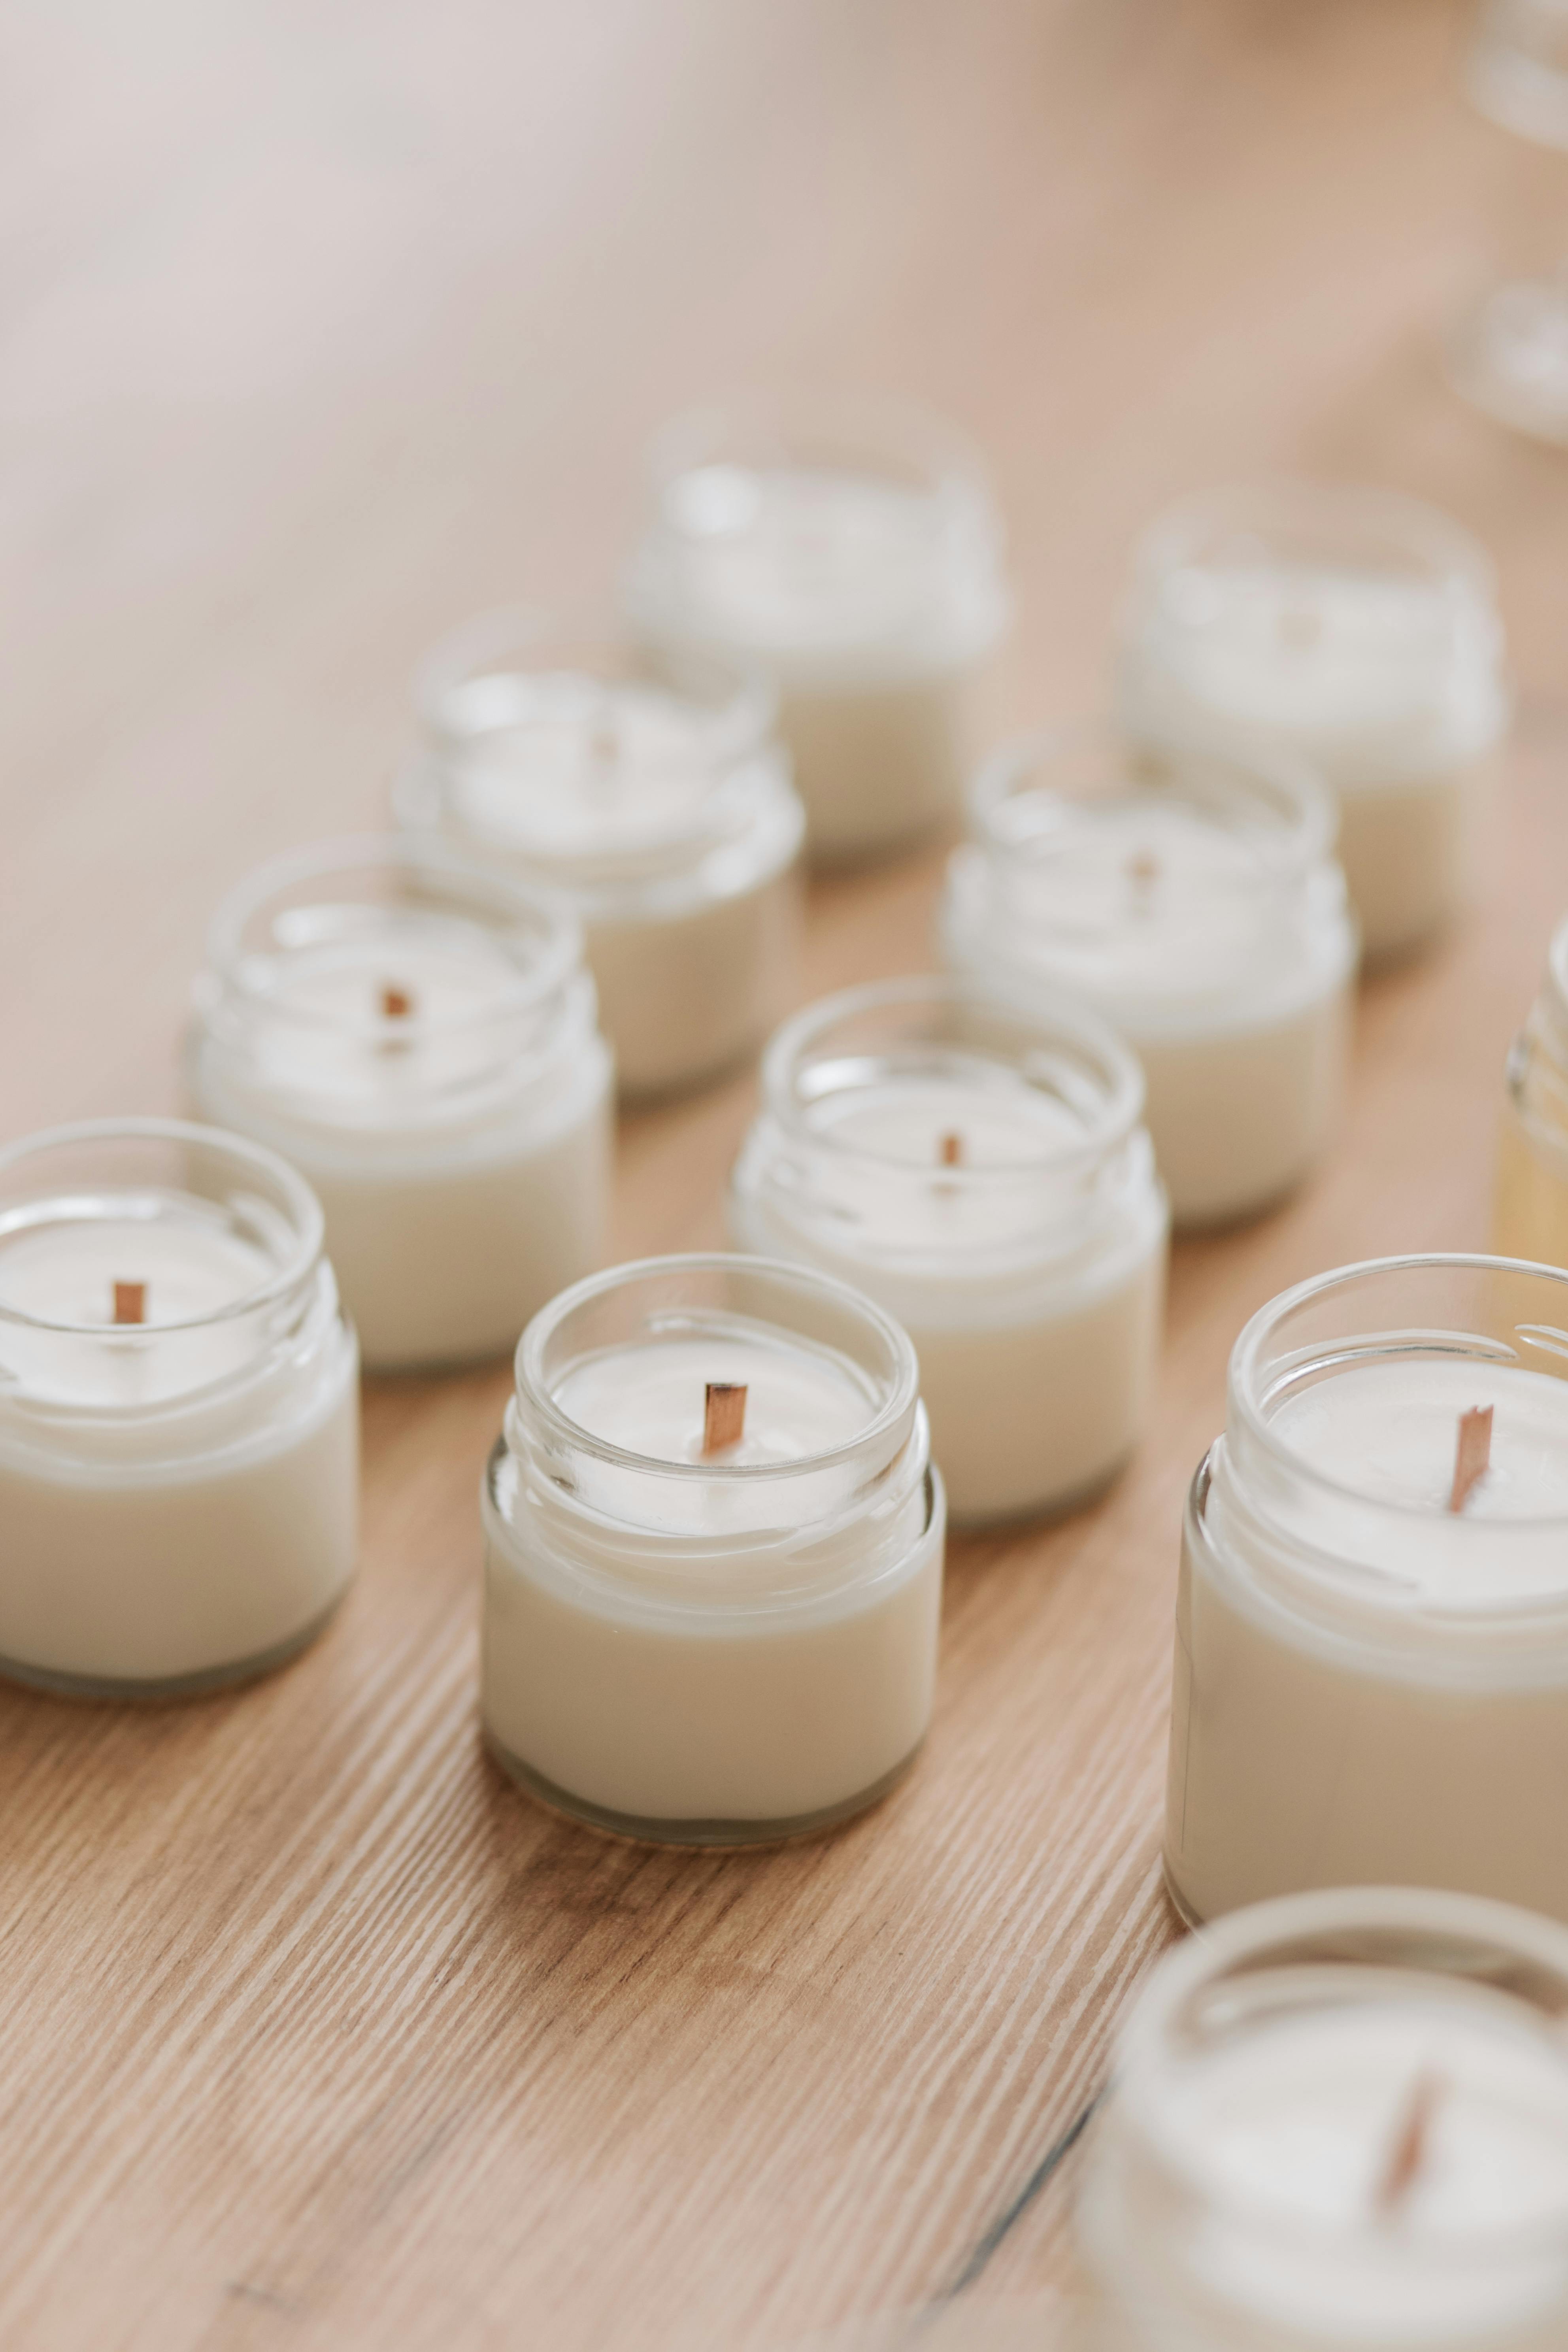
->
4 3 1566 2343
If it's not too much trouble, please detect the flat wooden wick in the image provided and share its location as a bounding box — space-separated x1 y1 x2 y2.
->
1449 1405 1494 1514
380 984 414 1020
702 1381 747 1457
112 1281 146 1326
938 1131 963 1169
1128 850 1160 904
1374 2073 1443 2218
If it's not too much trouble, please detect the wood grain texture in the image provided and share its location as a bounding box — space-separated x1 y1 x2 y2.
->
2 2 1566 2344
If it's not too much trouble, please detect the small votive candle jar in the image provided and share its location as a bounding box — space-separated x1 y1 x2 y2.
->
480 1253 944 1844
940 725 1357 1229
728 976 1168 1526
1166 1255 1568 1930
1078 1886 1568 2352
398 614 805 1099
0 1119 359 1696
1116 481 1510 966
1494 913 1568 1270
624 396 1010 867
190 838 613 1374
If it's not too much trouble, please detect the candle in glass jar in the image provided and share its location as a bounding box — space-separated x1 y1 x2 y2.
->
941 725 1357 1228
728 977 1167 1524
1166 1255 1568 1929
0 1120 358 1696
190 838 613 1373
1494 912 1568 1269
625 398 1010 865
1117 482 1509 965
1079 1887 1568 2352
480 1254 944 1843
397 616 804 1099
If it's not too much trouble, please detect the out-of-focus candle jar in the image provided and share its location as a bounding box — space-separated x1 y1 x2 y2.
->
624 397 1010 866
727 976 1167 1525
1166 1255 1568 1931
1494 914 1568 1269
1116 483 1510 966
940 727 1357 1229
1079 1886 1568 2352
397 615 805 1099
481 1253 943 1844
191 839 612 1373
0 1119 358 1696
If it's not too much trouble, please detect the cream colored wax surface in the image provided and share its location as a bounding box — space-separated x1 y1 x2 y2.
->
1166 1357 1568 1926
481 1301 943 1839
399 664 804 1098
193 873 612 1371
729 1031 1167 1523
0 1186 358 1692
628 442 1009 864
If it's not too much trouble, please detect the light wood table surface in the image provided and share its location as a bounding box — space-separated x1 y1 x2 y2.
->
3 4 1566 2345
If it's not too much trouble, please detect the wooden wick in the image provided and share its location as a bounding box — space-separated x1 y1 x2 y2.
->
1374 2073 1443 2218
702 1381 747 1457
1128 850 1160 907
1448 1405 1494 1514
112 1281 147 1326
380 984 414 1021
938 1131 964 1169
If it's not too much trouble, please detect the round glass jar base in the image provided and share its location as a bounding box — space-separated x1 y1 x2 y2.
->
483 1733 925 1848
0 1597 347 1704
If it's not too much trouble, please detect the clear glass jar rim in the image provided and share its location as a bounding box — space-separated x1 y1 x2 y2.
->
204 834 585 1039
642 390 1001 516
1229 1252 1568 1532
1130 479 1501 604
1546 912 1568 1035
515 1251 921 1482
757 973 1147 1178
0 1116 325 1334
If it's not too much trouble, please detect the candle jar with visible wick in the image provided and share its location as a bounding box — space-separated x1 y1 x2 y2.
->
0 1119 359 1697
1078 1886 1568 2352
396 614 805 1099
1115 482 1509 965
480 1253 944 1844
1494 913 1568 1270
190 837 613 1374
1166 1255 1568 1932
940 725 1357 1229
623 395 1010 867
727 976 1168 1526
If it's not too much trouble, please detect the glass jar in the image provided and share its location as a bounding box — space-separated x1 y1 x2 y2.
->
728 976 1167 1525
624 395 1010 865
398 613 804 1098
940 725 1356 1229
481 1253 943 1844
0 1119 358 1695
1079 1887 1568 2351
1494 912 1568 1268
1166 1255 1568 1931
190 836 612 1373
1116 482 1508 963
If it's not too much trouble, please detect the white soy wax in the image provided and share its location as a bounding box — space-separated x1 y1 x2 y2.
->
941 727 1357 1228
1117 483 1509 965
1166 1256 1568 1929
626 398 1009 865
728 978 1167 1523
191 838 612 1373
399 618 804 1099
480 1254 944 1844
1079 1888 1568 2352
0 1121 358 1696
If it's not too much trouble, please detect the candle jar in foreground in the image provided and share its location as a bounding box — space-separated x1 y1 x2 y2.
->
1494 912 1568 1268
1116 481 1509 965
728 976 1167 1525
481 1253 944 1844
940 726 1357 1229
624 395 1010 866
1079 1886 1568 2352
397 615 804 1099
1166 1256 1568 1930
0 1120 358 1696
191 838 613 1373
